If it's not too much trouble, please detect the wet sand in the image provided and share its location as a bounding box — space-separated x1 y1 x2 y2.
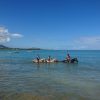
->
0 92 89 100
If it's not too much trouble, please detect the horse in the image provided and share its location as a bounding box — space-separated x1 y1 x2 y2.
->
70 58 78 63
62 58 78 63
46 59 58 63
33 58 58 63
32 59 46 63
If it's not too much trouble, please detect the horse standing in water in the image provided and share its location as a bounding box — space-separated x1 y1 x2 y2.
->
70 58 78 63
62 58 78 63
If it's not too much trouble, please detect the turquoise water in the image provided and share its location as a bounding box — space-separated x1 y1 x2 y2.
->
0 50 100 100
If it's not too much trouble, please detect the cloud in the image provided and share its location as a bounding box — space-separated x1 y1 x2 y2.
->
0 27 8 33
0 36 10 42
75 36 100 45
73 36 100 49
0 26 23 43
11 33 23 38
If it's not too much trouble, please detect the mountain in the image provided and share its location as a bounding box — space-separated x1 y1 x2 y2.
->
0 45 9 49
0 45 41 50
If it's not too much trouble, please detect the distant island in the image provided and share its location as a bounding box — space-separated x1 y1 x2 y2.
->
0 45 41 50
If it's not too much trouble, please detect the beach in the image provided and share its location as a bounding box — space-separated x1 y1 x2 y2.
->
0 50 100 100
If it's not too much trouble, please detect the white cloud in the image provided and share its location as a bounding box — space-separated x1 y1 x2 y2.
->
0 26 23 43
75 37 100 45
0 27 8 33
11 33 23 38
73 36 100 49
0 36 10 42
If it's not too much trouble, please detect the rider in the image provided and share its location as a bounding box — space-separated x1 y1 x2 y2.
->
36 55 40 62
48 56 51 61
66 52 71 63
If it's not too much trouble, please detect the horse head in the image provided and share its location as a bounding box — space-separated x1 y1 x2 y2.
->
71 58 78 63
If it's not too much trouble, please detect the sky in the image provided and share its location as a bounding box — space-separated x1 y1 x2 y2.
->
0 0 100 50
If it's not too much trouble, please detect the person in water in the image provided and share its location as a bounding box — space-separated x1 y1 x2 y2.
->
66 53 71 63
36 55 40 62
48 56 51 61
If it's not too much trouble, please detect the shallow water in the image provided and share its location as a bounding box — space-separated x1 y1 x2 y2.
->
0 50 100 100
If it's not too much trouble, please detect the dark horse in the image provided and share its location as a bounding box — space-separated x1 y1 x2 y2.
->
70 58 78 63
62 58 78 63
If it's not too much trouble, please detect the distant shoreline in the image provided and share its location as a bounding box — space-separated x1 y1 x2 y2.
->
0 45 42 50
0 48 41 50
0 48 100 51
0 45 100 50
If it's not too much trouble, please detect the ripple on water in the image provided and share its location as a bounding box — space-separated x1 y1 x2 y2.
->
0 50 100 100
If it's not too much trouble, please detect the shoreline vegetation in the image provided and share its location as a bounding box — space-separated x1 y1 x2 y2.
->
0 45 100 51
0 45 41 50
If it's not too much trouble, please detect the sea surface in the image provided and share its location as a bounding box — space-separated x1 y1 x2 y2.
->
0 50 100 100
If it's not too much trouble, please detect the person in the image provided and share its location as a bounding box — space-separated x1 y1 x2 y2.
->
48 56 51 61
66 53 71 63
36 55 40 62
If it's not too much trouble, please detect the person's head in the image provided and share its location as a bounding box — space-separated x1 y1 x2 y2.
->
67 54 69 56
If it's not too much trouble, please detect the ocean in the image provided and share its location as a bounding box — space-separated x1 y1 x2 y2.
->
0 50 100 100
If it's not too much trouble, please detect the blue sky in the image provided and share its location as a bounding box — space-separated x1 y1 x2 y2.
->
0 0 100 49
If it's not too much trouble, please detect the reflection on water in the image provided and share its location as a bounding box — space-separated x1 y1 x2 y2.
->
0 50 100 100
